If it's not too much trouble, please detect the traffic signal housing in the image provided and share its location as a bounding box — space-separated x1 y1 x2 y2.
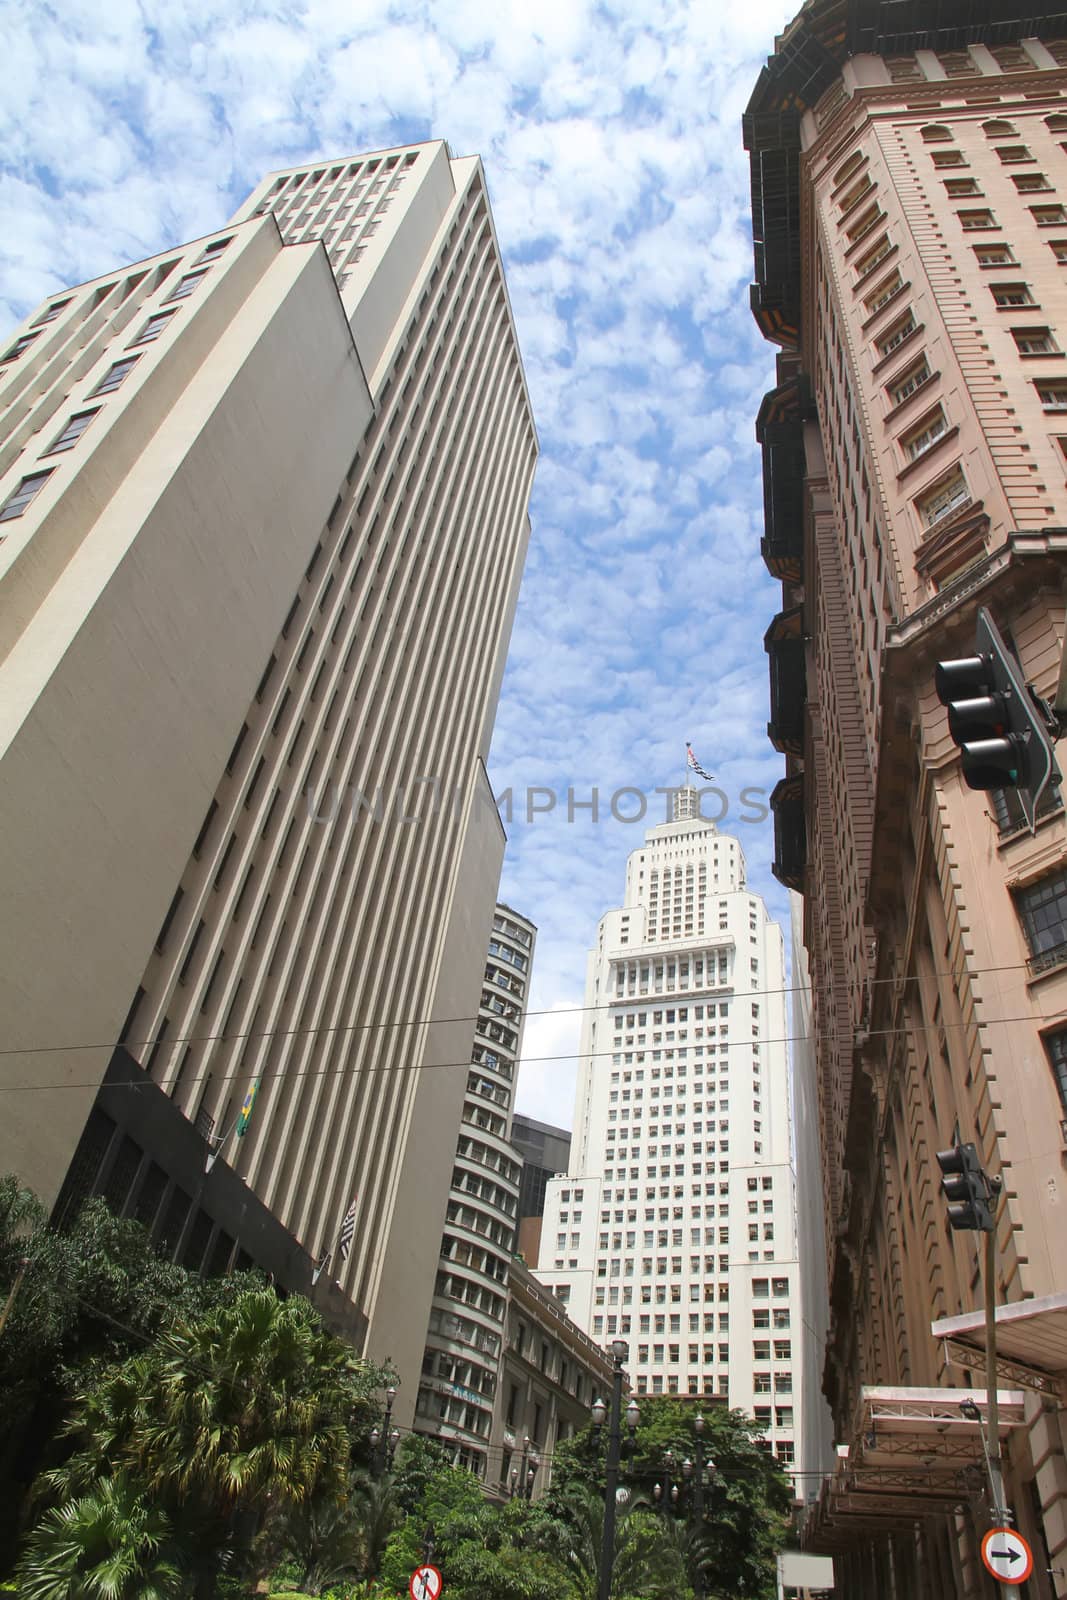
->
936 1143 995 1233
935 607 1060 831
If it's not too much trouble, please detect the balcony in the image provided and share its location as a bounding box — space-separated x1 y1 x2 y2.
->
756 376 812 583
770 773 806 891
765 607 805 755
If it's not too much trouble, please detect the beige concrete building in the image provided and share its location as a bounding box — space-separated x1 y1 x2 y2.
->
415 904 536 1476
0 141 537 1413
746 5 1067 1595
488 1256 616 1501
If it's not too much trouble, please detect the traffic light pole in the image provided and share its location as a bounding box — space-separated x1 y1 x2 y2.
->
984 1225 1008 1529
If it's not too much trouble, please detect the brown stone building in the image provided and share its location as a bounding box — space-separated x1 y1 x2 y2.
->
746 5 1067 1595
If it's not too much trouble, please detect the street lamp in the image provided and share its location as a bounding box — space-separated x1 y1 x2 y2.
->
509 1434 540 1500
370 1384 399 1475
591 1339 639 1600
685 1414 714 1600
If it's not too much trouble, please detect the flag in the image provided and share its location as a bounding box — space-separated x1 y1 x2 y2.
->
337 1198 358 1262
235 1078 259 1138
686 742 715 782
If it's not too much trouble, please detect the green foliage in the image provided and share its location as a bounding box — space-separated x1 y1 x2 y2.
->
379 1468 573 1600
0 1177 267 1559
32 1289 387 1598
547 1398 790 1599
389 1433 453 1515
14 1474 183 1600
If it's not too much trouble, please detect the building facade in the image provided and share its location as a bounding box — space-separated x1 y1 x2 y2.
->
415 904 536 1476
488 1256 616 1501
510 1112 572 1266
746 5 1067 1593
535 790 805 1480
0 141 537 1416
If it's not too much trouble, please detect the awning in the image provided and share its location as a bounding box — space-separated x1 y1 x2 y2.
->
933 1291 1067 1403
802 1386 1027 1553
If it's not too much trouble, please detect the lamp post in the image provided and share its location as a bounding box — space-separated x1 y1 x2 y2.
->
682 1414 713 1600
370 1384 399 1475
591 1339 638 1600
653 1450 681 1515
509 1434 540 1500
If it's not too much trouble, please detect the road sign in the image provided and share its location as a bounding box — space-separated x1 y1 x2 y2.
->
409 1564 443 1600
981 1527 1033 1585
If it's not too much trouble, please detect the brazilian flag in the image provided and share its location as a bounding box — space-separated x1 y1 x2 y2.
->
236 1078 260 1138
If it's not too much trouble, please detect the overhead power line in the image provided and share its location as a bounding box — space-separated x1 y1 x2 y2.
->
0 1006 1053 1094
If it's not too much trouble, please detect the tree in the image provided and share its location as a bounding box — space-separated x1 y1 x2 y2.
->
546 1398 790 1599
46 1289 388 1598
379 1468 573 1600
535 1485 691 1600
15 1474 182 1600
0 1179 263 1560
389 1433 453 1514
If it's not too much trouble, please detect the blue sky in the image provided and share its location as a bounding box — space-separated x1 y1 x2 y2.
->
1 0 798 1131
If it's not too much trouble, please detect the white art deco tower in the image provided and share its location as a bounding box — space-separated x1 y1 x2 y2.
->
536 790 804 1476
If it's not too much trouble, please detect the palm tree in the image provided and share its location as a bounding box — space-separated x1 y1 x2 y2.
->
276 1470 398 1592
541 1486 690 1600
49 1289 371 1598
15 1475 182 1600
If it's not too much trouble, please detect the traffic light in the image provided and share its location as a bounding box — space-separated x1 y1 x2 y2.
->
935 607 1060 831
936 1143 994 1232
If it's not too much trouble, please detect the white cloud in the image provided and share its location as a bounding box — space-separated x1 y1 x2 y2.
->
2 0 801 1129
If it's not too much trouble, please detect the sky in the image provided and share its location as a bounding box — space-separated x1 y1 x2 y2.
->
1 0 799 1133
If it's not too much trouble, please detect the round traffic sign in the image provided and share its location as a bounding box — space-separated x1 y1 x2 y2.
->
981 1527 1033 1585
409 1564 443 1600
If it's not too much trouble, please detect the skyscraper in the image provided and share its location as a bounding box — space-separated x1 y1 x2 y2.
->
416 903 536 1476
510 1112 572 1264
746 4 1067 1588
536 790 804 1478
0 141 537 1415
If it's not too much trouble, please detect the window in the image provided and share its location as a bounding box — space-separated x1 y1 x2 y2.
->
846 205 883 246
1014 869 1067 970
1 332 39 363
838 175 873 214
1036 378 1067 410
921 124 952 143
855 235 892 278
991 780 1061 836
983 120 1018 138
164 269 209 302
832 151 864 187
995 145 1033 164
1031 205 1067 226
1011 326 1058 355
944 177 981 197
931 150 966 168
43 408 99 455
864 271 902 315
917 468 970 529
31 298 72 325
877 313 917 358
901 407 947 460
975 244 1016 267
0 468 54 522
888 359 931 407
1050 241 1067 263
991 283 1034 308
90 355 141 395
128 309 177 346
1041 1028 1067 1116
1013 173 1053 193
196 237 232 263
958 209 997 230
